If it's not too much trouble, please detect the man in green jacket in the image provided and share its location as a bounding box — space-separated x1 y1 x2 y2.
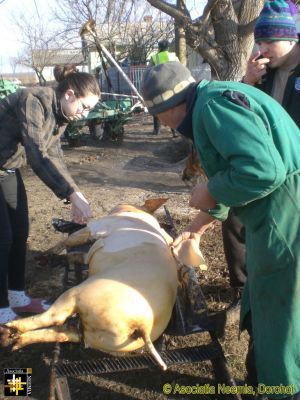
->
141 61 300 399
222 0 300 316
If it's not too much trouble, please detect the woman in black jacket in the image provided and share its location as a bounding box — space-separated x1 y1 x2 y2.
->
0 64 100 323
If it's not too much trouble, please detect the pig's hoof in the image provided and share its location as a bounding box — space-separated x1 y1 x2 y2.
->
0 325 19 347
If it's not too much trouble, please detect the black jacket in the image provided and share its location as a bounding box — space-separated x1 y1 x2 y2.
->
0 87 78 199
255 62 300 128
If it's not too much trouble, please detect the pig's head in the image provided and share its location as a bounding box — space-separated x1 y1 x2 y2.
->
109 198 168 216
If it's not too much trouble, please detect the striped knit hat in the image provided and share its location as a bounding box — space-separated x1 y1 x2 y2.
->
254 0 298 42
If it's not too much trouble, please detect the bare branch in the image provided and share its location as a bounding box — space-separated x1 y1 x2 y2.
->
147 0 187 21
53 0 174 65
11 9 68 85
145 0 266 79
238 0 264 35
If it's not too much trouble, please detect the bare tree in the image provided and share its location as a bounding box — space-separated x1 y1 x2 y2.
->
11 11 65 85
120 6 174 64
146 0 265 80
53 0 174 65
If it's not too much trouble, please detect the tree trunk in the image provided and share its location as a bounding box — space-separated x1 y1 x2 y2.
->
175 0 187 65
35 69 46 86
175 26 187 65
146 0 264 80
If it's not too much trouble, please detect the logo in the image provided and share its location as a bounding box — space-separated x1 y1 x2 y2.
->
294 77 300 91
3 368 32 397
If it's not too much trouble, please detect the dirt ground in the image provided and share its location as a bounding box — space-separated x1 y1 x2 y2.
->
0 115 249 400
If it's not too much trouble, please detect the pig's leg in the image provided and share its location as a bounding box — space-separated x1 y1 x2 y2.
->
0 289 78 349
46 227 92 254
159 228 174 245
5 288 77 333
0 325 80 350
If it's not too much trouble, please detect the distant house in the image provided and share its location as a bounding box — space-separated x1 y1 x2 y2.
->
31 48 87 81
0 72 38 85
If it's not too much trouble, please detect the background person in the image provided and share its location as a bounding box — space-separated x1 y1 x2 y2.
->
244 0 300 122
0 64 100 324
141 61 300 399
148 39 179 137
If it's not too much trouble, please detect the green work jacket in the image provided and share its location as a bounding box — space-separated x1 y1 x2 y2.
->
192 80 300 397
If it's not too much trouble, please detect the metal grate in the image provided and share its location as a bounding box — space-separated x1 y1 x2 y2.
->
55 343 222 377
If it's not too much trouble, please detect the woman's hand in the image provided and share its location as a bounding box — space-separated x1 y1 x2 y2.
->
69 191 93 224
189 183 217 210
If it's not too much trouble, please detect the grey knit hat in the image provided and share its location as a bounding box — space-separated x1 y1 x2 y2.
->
141 62 195 115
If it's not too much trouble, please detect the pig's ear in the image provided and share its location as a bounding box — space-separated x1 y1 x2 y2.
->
142 198 169 214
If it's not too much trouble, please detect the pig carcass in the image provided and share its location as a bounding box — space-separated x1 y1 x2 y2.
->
0 199 205 369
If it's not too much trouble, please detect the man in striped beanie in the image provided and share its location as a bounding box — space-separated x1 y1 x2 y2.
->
243 0 300 99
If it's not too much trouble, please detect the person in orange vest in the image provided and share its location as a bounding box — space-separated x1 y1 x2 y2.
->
148 40 179 137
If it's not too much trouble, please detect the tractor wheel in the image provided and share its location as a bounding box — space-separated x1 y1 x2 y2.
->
64 126 82 147
67 137 82 147
104 122 124 145
89 121 104 140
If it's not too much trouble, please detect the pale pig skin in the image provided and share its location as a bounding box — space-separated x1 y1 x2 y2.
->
0 200 180 368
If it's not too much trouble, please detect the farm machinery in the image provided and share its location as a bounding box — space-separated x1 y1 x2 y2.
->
0 78 20 99
64 94 144 146
64 18 147 147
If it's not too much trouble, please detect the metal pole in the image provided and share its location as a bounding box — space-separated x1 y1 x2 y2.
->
84 21 145 104
82 21 145 104
100 92 139 99
98 44 145 104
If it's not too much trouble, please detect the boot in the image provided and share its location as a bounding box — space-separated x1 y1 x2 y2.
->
151 129 160 135
225 287 242 325
153 116 160 135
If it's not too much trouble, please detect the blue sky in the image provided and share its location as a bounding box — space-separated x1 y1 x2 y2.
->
0 0 207 74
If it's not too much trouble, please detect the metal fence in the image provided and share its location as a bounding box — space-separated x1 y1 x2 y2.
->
99 65 146 96
190 64 211 81
99 64 211 97
129 65 147 94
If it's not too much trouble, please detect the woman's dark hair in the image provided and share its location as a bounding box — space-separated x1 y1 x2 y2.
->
54 64 100 98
